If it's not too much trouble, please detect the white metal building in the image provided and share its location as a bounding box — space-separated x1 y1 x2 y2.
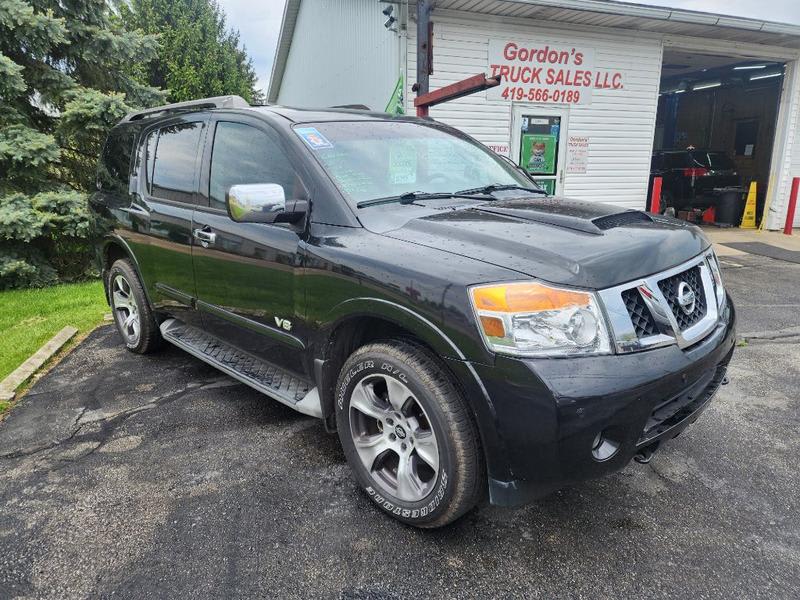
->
269 0 800 230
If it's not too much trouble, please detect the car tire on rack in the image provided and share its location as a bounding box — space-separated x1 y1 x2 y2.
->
107 259 162 354
335 340 484 528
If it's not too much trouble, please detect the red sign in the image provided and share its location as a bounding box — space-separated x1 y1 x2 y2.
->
488 40 624 105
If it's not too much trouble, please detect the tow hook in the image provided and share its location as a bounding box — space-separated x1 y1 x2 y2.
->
721 376 730 385
634 442 660 464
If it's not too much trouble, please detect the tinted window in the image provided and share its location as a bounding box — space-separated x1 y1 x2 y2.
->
209 121 307 211
99 128 135 193
150 122 203 203
690 151 736 171
664 153 689 169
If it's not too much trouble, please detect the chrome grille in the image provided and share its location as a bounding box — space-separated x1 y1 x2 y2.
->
598 252 724 353
657 266 707 331
621 288 657 338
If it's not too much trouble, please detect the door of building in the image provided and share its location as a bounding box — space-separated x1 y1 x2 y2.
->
511 105 569 195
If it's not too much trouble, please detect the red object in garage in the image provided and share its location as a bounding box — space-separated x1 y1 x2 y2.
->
702 206 716 223
650 176 662 214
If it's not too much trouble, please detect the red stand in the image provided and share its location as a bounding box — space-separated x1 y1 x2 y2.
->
784 177 799 235
650 177 662 214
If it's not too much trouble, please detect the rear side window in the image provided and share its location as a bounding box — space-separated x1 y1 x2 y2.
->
99 128 135 193
147 122 203 203
690 151 736 171
208 121 308 211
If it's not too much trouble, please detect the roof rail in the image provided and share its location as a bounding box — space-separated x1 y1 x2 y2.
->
121 95 250 122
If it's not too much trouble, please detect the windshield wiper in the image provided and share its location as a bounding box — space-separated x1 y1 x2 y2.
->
456 183 548 196
356 190 488 209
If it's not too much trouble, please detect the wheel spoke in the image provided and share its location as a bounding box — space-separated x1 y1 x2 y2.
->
414 431 439 472
350 382 389 420
123 312 138 332
383 376 411 413
112 290 130 310
353 434 391 471
396 453 423 500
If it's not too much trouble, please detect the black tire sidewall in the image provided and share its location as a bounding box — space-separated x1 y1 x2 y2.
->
335 346 457 526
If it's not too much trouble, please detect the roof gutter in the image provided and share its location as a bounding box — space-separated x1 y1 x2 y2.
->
499 0 800 36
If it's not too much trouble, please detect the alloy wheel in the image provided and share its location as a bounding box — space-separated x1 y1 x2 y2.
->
349 374 440 502
111 274 141 345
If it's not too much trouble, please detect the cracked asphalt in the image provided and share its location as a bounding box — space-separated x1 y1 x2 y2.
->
1 253 798 599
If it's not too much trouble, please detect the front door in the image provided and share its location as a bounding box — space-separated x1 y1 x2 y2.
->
191 117 311 377
511 105 569 195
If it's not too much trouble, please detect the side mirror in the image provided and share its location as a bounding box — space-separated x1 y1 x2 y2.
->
226 183 308 224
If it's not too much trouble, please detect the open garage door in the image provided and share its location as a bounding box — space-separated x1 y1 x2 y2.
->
652 48 786 227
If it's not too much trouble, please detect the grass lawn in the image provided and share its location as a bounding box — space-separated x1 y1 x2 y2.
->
0 280 108 405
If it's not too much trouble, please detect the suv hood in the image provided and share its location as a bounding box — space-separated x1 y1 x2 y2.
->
368 197 710 289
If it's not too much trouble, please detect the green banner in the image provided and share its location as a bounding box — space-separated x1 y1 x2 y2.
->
385 74 404 115
520 133 557 175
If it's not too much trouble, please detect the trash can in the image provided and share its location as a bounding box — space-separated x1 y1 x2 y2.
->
713 187 745 226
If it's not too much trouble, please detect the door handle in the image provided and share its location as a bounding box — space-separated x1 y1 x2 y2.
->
193 228 216 247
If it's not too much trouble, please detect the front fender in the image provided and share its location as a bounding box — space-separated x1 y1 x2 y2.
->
320 297 513 483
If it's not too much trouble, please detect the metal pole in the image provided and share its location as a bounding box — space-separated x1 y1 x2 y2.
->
416 0 431 116
784 177 799 235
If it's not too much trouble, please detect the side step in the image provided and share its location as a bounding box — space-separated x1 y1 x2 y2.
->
160 318 322 418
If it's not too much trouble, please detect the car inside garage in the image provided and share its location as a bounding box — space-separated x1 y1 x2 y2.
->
653 48 786 227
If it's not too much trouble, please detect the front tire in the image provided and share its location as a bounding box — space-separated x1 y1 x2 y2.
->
107 259 162 354
336 341 484 528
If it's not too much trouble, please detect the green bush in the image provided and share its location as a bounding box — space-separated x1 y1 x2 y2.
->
0 191 97 290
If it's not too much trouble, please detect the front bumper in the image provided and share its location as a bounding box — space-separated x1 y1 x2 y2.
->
473 297 736 507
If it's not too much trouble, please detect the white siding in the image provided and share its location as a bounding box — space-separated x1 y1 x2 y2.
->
773 59 800 228
277 0 399 111
407 10 663 209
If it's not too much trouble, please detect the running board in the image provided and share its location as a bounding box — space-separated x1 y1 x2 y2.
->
160 318 322 418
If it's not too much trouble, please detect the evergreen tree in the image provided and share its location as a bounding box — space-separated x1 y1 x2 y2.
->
0 0 164 288
123 0 262 104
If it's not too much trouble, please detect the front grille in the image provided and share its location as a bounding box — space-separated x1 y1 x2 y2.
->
621 288 657 338
657 266 707 330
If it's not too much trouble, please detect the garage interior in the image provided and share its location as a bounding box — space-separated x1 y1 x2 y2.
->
653 48 786 226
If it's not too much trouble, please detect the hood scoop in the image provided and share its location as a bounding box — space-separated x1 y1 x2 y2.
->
592 210 653 230
470 197 652 235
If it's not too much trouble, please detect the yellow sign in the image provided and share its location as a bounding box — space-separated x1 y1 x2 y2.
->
741 182 757 229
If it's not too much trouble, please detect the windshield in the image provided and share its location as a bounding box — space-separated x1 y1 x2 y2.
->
690 151 736 171
294 121 536 206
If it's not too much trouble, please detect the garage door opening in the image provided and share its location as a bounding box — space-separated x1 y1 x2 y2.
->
651 48 786 227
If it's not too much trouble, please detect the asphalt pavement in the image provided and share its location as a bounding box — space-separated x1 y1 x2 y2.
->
1 252 798 599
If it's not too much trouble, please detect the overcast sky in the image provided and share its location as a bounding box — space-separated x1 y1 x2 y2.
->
216 0 800 96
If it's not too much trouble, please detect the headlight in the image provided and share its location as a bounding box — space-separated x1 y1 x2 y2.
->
469 281 612 357
706 251 726 309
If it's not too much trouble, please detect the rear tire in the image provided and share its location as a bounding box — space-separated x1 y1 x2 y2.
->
335 340 484 528
107 259 162 354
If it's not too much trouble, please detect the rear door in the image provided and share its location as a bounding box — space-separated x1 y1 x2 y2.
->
191 116 311 376
125 116 208 324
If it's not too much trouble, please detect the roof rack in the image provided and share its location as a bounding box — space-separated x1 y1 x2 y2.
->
121 95 250 122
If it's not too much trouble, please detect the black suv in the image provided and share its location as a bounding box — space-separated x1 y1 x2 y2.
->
91 96 736 528
650 149 742 213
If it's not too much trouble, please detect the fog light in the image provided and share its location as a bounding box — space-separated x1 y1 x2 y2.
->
591 430 620 462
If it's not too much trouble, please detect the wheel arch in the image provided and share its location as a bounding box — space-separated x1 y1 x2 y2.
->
100 236 152 307
315 298 510 482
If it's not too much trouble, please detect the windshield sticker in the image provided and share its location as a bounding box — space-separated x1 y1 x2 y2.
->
295 127 333 150
389 142 417 185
